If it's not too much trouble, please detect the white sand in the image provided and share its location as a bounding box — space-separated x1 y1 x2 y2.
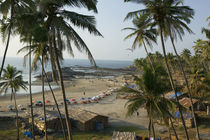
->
0 77 148 129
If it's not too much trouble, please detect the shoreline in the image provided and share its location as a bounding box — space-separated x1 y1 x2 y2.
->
0 65 136 98
0 75 151 130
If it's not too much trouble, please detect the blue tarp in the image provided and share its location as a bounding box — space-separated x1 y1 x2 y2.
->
175 111 180 118
169 92 184 99
175 111 192 119
129 85 135 89
23 131 33 138
36 101 42 104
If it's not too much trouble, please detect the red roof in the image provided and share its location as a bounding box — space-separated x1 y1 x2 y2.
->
179 97 198 108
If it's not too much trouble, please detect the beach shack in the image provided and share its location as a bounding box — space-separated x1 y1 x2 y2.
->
179 97 198 111
69 108 108 131
165 91 186 100
29 110 65 132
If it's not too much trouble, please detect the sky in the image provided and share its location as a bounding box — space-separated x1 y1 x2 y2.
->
0 0 210 61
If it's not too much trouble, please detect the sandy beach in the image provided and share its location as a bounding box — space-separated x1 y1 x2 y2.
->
0 75 149 130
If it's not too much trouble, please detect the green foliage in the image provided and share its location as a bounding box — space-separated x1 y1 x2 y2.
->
123 14 157 51
0 129 26 139
0 65 27 98
118 64 174 122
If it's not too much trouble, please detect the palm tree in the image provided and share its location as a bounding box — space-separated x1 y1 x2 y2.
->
41 50 48 140
37 1 102 139
0 0 34 77
166 53 176 73
0 65 27 140
13 11 50 139
124 0 193 139
118 64 177 139
18 37 67 140
194 24 210 71
166 17 208 140
134 58 147 72
123 14 157 71
181 49 192 67
43 64 67 140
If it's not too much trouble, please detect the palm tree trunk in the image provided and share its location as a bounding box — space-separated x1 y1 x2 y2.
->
52 32 73 140
0 2 14 77
142 40 155 72
151 119 156 139
168 126 172 140
49 42 58 82
169 34 200 140
12 89 20 140
0 26 11 77
29 37 35 140
148 118 151 138
159 24 189 140
167 118 172 140
41 54 48 140
42 63 67 140
169 116 178 140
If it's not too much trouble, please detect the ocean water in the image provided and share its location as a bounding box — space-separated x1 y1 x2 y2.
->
0 57 133 95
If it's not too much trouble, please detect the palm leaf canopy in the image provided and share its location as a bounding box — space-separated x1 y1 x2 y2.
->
0 0 35 18
118 64 173 118
123 14 157 50
124 0 194 42
37 0 102 66
0 65 27 98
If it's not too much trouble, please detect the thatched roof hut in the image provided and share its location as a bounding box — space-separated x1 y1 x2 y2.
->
29 108 108 132
69 108 108 131
29 110 65 132
179 97 198 110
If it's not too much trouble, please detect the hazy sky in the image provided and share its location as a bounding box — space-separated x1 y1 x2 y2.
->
1 0 210 61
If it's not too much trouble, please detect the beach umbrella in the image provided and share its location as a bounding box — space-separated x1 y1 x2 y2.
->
96 96 100 99
37 101 42 104
92 97 96 100
45 100 50 103
70 99 75 101
18 104 23 108
8 105 13 108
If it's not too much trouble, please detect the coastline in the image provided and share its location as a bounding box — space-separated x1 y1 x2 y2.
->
0 67 150 130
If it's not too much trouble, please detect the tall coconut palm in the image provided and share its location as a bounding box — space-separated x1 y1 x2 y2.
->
12 11 50 139
123 14 157 72
124 0 193 139
41 50 48 140
118 64 177 139
17 18 56 139
18 39 67 140
37 0 102 139
194 25 210 71
181 49 192 67
165 12 202 139
0 65 27 140
0 0 34 77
